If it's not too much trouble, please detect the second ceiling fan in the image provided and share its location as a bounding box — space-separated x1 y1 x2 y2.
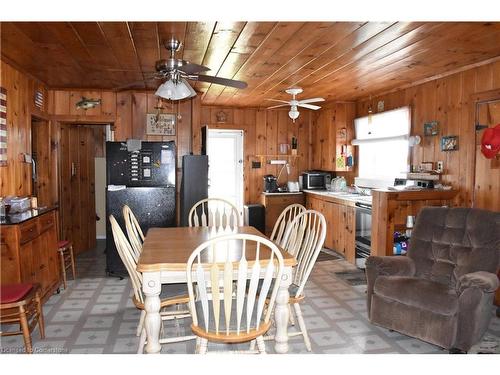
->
266 88 325 122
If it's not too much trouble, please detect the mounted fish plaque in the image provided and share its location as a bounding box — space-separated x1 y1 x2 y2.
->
76 97 102 110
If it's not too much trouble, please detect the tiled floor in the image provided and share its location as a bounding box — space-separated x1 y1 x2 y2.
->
1 241 499 354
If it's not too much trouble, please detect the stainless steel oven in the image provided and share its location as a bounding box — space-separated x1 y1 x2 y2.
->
355 201 372 269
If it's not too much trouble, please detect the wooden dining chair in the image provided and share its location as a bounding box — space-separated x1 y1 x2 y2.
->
257 210 326 352
186 233 284 354
109 215 195 353
270 203 306 247
188 198 242 231
123 205 144 261
0 283 45 354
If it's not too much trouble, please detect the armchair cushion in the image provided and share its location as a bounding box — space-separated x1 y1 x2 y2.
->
374 276 458 316
365 256 416 277
456 271 499 294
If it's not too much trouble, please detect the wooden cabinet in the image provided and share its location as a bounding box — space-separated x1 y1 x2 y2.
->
371 189 459 256
310 102 356 173
260 193 305 236
1 209 60 303
306 193 356 264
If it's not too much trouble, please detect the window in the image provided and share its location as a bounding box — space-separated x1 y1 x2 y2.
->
353 107 411 187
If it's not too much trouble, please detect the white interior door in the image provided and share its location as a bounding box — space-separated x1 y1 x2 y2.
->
207 129 244 216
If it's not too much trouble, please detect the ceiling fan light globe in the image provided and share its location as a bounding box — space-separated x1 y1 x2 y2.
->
288 109 300 120
155 79 197 100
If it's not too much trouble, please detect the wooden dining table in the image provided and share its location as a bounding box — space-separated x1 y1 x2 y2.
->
136 225 297 354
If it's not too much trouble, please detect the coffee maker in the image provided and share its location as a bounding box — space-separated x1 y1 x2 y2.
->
263 175 278 193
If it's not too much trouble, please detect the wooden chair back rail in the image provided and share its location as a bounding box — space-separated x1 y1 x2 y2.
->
110 214 145 305
270 204 306 247
123 205 145 261
188 198 242 230
282 210 327 298
186 234 284 339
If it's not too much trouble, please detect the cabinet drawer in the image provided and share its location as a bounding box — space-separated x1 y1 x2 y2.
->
19 220 39 244
266 195 304 206
38 212 55 233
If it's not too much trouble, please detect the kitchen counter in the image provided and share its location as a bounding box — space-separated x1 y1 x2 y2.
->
0 206 58 225
261 191 303 196
303 189 372 207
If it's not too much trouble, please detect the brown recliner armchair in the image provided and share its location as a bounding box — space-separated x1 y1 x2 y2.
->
366 207 499 352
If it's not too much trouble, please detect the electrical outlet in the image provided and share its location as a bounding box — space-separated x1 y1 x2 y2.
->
437 161 444 173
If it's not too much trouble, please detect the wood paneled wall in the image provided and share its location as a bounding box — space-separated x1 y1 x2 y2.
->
0 61 50 197
195 106 312 204
356 60 500 207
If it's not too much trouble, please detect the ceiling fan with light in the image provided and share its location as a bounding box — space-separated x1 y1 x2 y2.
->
117 39 248 100
266 88 325 122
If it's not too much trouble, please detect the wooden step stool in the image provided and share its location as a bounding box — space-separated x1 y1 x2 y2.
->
58 240 76 289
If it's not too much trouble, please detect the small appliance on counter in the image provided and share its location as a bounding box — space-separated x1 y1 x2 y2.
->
263 175 278 193
287 181 300 192
301 171 332 190
2 196 31 213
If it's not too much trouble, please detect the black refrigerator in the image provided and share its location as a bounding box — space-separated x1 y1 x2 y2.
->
105 141 176 277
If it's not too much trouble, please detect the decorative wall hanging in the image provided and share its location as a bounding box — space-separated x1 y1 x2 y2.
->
0 87 7 166
216 110 227 123
424 121 439 136
146 113 176 136
440 135 459 151
480 124 500 159
377 100 385 112
76 97 101 110
34 89 44 109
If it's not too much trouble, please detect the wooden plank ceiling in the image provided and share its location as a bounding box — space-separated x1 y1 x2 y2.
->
1 21 500 106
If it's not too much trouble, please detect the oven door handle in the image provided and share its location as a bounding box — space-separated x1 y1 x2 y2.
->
355 202 372 212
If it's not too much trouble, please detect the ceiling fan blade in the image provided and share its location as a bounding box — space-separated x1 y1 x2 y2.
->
267 104 289 109
298 97 325 104
193 74 248 89
265 99 291 104
297 103 322 110
179 62 211 75
114 74 163 90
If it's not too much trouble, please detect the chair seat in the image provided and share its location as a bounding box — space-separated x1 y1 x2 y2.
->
0 283 33 304
58 240 71 249
160 283 189 300
374 276 458 316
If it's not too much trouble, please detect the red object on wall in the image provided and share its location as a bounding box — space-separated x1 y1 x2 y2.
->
481 124 500 159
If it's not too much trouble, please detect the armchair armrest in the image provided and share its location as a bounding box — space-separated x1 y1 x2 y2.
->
457 271 499 295
365 256 416 277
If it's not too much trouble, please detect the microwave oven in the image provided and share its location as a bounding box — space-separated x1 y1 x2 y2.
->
301 171 332 190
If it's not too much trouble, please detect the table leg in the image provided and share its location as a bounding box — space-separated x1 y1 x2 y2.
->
142 271 161 354
274 266 292 354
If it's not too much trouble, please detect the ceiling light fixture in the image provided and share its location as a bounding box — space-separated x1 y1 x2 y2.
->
155 77 196 101
288 105 300 122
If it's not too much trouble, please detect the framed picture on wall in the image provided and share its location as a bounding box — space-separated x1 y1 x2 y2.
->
440 135 459 151
146 113 176 136
424 121 439 136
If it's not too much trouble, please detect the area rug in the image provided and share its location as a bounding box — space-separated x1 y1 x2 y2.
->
316 249 343 262
334 269 367 286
